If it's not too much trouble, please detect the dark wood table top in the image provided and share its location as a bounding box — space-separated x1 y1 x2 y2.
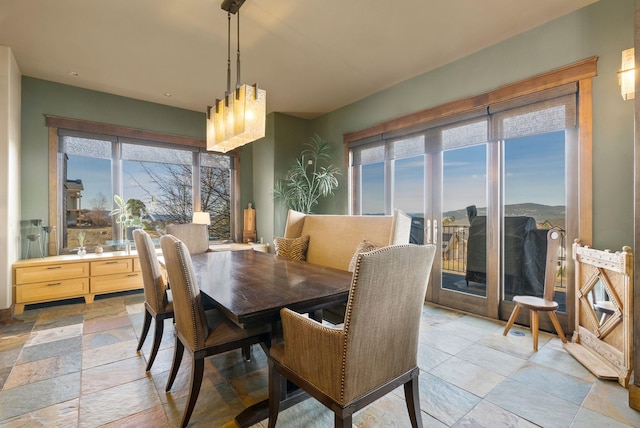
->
190 250 353 328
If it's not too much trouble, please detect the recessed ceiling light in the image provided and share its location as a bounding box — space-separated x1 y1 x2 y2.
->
67 71 79 76
163 92 172 97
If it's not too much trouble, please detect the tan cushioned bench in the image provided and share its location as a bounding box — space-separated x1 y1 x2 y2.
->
282 209 412 271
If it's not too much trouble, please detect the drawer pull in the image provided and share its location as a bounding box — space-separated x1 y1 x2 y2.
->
106 261 119 265
47 282 63 287
127 274 137 277
46 266 62 270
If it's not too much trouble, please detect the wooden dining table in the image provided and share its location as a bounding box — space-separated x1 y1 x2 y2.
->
188 249 353 426
190 249 352 327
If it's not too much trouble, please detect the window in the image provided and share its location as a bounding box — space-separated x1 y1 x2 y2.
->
345 57 595 325
350 87 575 294
47 118 236 254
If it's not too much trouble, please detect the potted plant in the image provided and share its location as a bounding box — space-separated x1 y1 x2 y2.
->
273 135 341 214
109 195 142 244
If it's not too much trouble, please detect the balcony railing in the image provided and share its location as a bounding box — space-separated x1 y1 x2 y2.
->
439 225 566 291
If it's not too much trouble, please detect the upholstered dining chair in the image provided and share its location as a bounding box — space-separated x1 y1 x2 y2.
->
132 229 173 371
160 235 271 428
268 244 436 428
166 223 209 255
503 229 567 351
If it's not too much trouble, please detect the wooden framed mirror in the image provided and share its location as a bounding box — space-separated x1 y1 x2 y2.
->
579 267 624 338
565 240 633 386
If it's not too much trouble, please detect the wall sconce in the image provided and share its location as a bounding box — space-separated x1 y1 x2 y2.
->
619 48 635 101
192 211 211 225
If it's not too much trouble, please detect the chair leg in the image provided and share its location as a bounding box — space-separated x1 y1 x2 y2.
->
502 305 521 336
166 337 185 392
404 376 423 428
548 311 567 343
268 359 281 428
136 308 152 351
242 345 252 362
180 356 204 428
334 413 352 428
530 310 539 351
145 317 164 371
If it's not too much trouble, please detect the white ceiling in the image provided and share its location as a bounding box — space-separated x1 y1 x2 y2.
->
0 0 598 119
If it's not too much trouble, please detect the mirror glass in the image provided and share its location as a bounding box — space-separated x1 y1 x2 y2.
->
586 278 616 327
580 270 622 338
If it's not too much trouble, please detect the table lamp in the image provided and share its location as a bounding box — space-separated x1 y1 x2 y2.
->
192 211 211 225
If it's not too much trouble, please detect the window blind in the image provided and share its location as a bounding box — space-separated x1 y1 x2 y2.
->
61 136 113 160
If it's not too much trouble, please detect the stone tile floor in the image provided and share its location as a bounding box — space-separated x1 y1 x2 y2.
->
0 291 639 427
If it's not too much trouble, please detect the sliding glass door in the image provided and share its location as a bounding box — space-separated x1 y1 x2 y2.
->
500 130 568 330
423 119 498 318
350 85 581 330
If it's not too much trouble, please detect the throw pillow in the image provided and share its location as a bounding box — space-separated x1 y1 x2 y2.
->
348 240 378 272
274 235 310 261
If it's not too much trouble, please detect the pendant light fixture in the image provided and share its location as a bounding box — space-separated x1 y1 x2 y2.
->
207 0 266 153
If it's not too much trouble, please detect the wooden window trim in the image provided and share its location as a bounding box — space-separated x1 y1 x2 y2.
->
343 56 598 145
46 116 241 254
45 115 205 149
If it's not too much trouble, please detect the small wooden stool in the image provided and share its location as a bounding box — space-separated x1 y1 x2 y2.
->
503 230 567 351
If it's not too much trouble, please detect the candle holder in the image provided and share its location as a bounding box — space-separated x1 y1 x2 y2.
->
43 225 57 256
25 219 44 258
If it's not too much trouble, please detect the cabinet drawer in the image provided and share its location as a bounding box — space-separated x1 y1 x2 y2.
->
90 272 142 294
15 278 89 304
91 259 133 276
15 262 90 285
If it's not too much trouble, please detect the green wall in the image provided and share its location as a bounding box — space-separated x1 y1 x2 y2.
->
305 0 635 251
246 112 310 242
249 113 274 245
271 113 310 236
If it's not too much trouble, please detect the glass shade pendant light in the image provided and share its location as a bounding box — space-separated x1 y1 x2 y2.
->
207 0 266 152
233 83 267 144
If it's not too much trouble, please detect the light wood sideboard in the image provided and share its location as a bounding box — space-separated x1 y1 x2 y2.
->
12 251 143 314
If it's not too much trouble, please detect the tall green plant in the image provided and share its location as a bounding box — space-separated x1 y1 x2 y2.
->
273 135 341 214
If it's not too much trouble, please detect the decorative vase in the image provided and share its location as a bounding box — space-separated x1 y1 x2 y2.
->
126 226 141 241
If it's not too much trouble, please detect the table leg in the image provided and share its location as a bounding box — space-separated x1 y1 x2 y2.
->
237 321 309 427
235 381 309 428
310 309 323 322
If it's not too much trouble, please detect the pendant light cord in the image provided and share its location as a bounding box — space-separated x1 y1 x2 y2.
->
236 10 241 90
226 12 231 96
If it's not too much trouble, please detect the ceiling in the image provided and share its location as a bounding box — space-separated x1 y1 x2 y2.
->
0 0 598 119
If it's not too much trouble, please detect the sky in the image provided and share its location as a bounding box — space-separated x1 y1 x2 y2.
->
67 156 111 210
360 130 565 215
67 157 169 212
70 130 566 218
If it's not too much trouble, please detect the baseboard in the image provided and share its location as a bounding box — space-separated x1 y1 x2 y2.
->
629 384 640 411
0 305 15 325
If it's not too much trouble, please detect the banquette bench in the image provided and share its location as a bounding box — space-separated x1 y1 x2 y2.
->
280 209 412 322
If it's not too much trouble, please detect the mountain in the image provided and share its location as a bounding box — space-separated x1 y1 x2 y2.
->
440 203 566 227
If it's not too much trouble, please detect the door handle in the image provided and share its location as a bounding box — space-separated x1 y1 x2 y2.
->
433 220 438 245
425 219 431 244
